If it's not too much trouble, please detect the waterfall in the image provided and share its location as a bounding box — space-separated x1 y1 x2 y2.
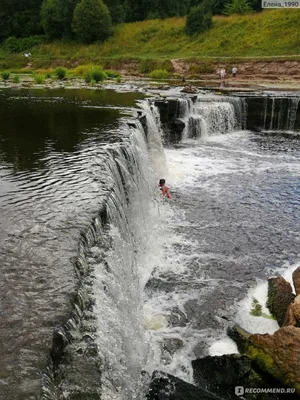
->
182 96 244 139
260 97 300 132
287 98 300 131
40 112 164 399
178 98 192 140
138 101 167 177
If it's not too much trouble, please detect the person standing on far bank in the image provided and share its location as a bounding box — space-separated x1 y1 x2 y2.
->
220 68 226 80
232 66 237 78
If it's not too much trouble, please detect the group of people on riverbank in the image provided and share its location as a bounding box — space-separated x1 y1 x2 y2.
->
218 66 238 87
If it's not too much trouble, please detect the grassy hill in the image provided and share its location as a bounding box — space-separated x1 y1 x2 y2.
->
0 9 300 71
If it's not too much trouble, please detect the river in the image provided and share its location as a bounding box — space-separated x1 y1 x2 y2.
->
0 87 299 399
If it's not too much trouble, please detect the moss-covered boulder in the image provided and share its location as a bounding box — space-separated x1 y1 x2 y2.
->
243 326 300 392
228 324 300 392
227 325 251 352
266 276 294 326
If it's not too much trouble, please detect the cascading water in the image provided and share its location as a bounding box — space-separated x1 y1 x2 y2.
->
2 88 300 400
247 95 300 133
174 96 246 140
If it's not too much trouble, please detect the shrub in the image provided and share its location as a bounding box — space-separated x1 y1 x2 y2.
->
116 76 121 83
139 59 157 74
91 68 107 82
1 71 10 81
13 75 20 83
55 67 67 79
73 0 112 43
34 74 46 84
105 69 120 78
185 2 213 36
84 72 93 83
149 69 170 79
72 65 93 77
224 0 252 15
3 35 45 53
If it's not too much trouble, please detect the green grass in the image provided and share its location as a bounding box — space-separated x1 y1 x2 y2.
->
61 9 300 59
0 9 299 72
149 69 170 79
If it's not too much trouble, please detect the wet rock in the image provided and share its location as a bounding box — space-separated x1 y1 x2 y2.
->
284 295 300 327
266 277 294 326
292 267 300 295
180 85 197 94
58 354 101 399
192 354 251 399
227 325 251 353
230 325 300 392
174 118 185 132
147 371 222 400
291 296 300 323
284 303 297 326
162 338 184 356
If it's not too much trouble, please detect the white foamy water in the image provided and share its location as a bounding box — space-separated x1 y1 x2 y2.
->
234 261 300 337
141 113 300 380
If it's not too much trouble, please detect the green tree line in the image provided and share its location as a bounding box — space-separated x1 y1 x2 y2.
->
0 0 262 44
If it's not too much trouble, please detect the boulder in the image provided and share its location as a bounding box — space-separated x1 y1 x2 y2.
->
227 325 251 353
292 267 300 296
285 295 300 327
245 326 300 391
266 277 294 326
147 371 223 400
181 86 197 94
291 295 300 323
192 354 251 399
283 303 297 326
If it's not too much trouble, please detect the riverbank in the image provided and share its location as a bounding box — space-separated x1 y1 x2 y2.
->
1 69 299 93
1 8 300 82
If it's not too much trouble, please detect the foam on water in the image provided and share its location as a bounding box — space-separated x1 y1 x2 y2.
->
231 261 300 340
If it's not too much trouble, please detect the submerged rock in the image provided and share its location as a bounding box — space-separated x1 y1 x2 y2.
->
181 85 197 94
147 371 222 400
266 277 294 326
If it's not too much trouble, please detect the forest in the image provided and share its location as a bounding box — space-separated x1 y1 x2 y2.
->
0 0 263 44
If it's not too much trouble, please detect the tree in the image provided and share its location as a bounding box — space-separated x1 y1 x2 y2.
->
41 0 79 40
185 2 212 36
190 0 230 16
124 0 145 22
0 0 43 40
223 0 252 15
103 0 124 23
248 0 262 11
73 0 112 43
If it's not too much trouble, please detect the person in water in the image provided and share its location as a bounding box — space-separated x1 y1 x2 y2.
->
159 179 171 199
